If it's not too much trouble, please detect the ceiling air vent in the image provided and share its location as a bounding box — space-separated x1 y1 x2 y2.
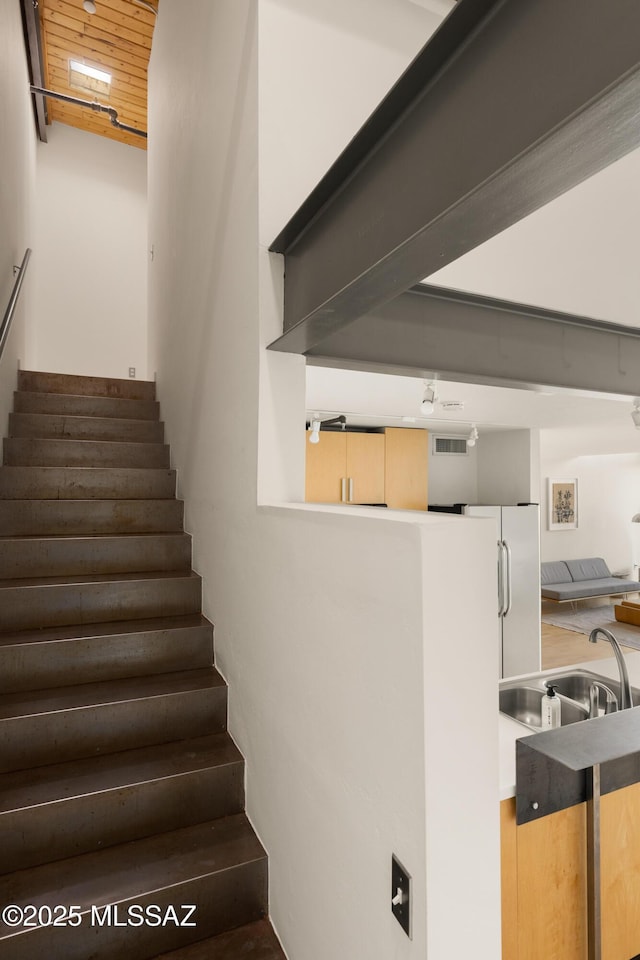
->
432 435 468 456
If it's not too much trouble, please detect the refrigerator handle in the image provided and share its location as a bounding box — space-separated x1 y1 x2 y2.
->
502 540 513 617
497 540 505 618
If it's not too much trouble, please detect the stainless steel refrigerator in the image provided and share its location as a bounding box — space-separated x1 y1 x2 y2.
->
463 504 541 679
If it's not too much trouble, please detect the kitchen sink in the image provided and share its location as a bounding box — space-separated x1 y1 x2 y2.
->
546 673 620 713
499 684 588 730
499 668 640 732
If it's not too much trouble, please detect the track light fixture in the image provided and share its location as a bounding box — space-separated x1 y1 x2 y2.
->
421 381 438 415
306 414 347 444
632 401 640 430
467 425 479 448
308 419 321 444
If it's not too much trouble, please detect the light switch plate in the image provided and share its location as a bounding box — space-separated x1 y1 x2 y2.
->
391 855 411 938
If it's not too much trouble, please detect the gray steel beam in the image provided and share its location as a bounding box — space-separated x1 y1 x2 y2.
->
270 0 640 352
276 284 640 397
21 0 48 142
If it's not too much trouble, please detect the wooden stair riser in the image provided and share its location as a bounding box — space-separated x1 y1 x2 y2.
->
14 390 160 421
0 619 213 694
0 683 226 773
4 438 170 468
0 467 176 500
155 921 286 959
0 817 267 959
0 499 184 536
9 413 164 444
0 534 192 579
0 574 202 631
0 861 267 960
1 751 244 872
18 370 156 401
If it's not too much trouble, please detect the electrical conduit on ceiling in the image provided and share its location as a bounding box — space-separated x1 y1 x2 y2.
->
29 86 147 139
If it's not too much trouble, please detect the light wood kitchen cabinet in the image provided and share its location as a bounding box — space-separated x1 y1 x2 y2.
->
601 781 640 959
500 784 640 959
305 427 427 508
305 431 385 504
345 433 385 504
384 427 428 510
305 432 348 503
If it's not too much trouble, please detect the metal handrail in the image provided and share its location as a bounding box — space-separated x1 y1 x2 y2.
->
0 248 32 361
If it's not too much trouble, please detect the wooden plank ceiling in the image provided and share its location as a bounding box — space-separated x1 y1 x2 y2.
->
39 0 158 150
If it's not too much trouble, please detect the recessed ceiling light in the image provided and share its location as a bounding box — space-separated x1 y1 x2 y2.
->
83 0 97 13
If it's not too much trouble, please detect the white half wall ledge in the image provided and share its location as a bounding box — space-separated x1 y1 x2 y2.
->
256 501 501 960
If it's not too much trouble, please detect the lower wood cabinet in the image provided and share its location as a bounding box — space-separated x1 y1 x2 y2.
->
305 427 428 508
500 782 640 959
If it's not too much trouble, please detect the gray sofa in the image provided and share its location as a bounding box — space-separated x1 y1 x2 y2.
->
541 557 640 602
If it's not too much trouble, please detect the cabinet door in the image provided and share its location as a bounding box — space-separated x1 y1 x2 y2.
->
345 433 385 504
500 798 518 960
500 801 587 960
602 782 640 959
305 432 346 503
502 786 640 960
384 427 428 510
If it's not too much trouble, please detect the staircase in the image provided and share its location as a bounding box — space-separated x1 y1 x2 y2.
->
0 371 285 959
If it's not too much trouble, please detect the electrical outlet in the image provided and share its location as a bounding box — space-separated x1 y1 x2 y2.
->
128 367 136 378
391 855 411 938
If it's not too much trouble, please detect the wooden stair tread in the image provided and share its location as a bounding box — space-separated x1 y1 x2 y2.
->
10 411 161 428
0 814 264 911
0 532 189 543
0 667 225 718
0 613 211 646
0 569 200 589
14 390 160 420
5 436 167 448
156 920 286 959
0 733 241 814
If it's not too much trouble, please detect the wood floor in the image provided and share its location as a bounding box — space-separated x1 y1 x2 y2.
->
541 622 618 670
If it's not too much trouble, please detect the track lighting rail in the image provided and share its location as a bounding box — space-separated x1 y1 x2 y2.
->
1 249 32 362
29 85 147 139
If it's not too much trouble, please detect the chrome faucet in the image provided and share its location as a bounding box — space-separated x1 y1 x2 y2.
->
588 681 618 718
588 628 633 709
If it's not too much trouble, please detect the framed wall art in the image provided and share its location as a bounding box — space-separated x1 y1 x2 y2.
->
548 478 578 531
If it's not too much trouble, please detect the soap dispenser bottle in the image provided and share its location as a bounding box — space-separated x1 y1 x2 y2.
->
541 683 561 729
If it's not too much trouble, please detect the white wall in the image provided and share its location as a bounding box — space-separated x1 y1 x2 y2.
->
477 429 536 505
428 147 640 327
0 2 37 432
428 441 478 504
148 2 500 959
540 424 640 572
33 123 147 380
258 0 443 242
